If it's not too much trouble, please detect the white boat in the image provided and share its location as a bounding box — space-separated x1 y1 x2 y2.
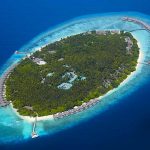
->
31 132 39 138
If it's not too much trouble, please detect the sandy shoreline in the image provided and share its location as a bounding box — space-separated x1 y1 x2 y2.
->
9 34 143 123
10 103 53 122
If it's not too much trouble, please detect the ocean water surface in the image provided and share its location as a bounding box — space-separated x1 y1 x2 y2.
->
1 1 150 150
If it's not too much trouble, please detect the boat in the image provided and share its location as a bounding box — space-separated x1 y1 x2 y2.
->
31 132 39 138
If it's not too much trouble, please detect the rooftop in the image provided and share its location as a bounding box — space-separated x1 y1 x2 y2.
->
33 58 47 65
57 83 72 90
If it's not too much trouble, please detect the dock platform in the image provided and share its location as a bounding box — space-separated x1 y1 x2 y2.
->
31 116 38 138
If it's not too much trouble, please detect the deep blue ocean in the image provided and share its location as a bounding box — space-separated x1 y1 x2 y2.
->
0 0 150 150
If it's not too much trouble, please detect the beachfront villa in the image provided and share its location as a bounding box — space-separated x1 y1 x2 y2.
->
96 30 120 35
110 30 121 34
57 82 73 90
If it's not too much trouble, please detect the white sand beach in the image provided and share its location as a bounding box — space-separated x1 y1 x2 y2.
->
10 103 53 122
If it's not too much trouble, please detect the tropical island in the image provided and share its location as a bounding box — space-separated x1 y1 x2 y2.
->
5 30 139 117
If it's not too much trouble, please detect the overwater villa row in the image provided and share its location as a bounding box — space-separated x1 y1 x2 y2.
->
53 98 100 119
0 64 18 107
122 17 150 31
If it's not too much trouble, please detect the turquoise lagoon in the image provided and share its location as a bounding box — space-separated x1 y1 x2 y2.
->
0 12 150 144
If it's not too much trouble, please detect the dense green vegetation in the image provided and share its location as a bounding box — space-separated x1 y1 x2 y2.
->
5 31 139 116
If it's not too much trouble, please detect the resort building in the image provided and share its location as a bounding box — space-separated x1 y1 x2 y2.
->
96 30 106 35
57 72 78 90
80 76 86 80
103 79 111 88
63 64 70 68
49 50 56 54
125 37 133 54
58 58 64 61
110 30 120 34
57 83 72 90
96 30 120 35
47 72 54 77
32 58 47 65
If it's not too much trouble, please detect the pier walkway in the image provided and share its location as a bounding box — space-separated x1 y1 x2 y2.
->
128 28 149 33
31 113 38 138
138 61 150 65
122 17 150 32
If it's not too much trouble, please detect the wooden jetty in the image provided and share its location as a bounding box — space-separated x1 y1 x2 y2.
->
31 114 39 138
138 61 150 65
15 51 28 54
122 17 150 32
